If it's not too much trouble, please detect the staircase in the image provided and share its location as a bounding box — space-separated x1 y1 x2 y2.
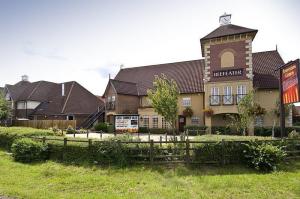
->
79 106 105 129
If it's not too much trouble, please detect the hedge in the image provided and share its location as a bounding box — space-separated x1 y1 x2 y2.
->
254 126 300 137
0 127 55 150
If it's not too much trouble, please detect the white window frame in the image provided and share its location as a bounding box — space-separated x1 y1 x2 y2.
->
182 97 191 107
191 116 200 125
142 116 149 128
210 87 220 105
223 86 233 105
237 85 247 103
152 116 158 128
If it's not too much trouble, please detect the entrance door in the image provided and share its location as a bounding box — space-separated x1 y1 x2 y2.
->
178 115 186 132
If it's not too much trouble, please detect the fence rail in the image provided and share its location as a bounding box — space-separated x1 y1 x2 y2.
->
30 135 300 165
13 120 77 129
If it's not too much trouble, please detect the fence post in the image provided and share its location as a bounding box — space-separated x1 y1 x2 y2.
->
160 136 162 147
73 131 75 138
185 139 190 165
148 131 151 141
165 133 167 142
221 139 225 165
150 139 154 165
187 129 189 140
63 138 67 160
87 130 89 138
42 136 46 144
100 131 103 139
88 139 92 154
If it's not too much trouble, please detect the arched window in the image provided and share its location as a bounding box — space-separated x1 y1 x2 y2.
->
220 51 234 68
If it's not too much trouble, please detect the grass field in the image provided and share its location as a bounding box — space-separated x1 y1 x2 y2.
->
0 150 299 199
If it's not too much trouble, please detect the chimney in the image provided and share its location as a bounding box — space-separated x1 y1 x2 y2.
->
62 83 65 96
21 75 29 82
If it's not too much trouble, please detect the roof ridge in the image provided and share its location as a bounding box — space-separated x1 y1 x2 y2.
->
61 81 75 113
253 50 277 54
120 59 204 71
111 79 137 85
27 81 42 100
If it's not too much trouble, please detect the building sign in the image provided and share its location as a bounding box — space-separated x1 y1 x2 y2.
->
213 68 243 78
281 59 300 104
115 115 139 133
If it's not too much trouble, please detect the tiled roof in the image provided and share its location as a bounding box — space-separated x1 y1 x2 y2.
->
5 80 103 115
110 79 138 95
113 50 283 95
115 59 205 95
252 50 284 89
201 24 258 41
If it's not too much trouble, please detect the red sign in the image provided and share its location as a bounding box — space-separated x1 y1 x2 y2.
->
281 60 300 104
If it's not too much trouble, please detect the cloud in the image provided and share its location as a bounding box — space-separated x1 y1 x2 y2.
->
85 63 121 78
22 42 68 61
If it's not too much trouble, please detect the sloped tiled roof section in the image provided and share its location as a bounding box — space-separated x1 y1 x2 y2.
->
17 81 58 101
110 79 138 95
201 24 258 41
252 50 284 89
114 50 283 95
114 59 205 95
6 81 31 100
31 81 104 115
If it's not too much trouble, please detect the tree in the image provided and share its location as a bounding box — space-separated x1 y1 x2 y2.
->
147 74 179 135
228 91 259 136
0 92 11 122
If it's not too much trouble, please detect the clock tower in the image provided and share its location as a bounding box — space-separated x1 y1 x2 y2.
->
200 14 258 134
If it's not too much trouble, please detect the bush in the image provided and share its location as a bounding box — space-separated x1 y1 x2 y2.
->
0 127 54 150
94 123 108 132
288 130 300 139
66 125 76 134
184 125 207 136
243 141 287 172
211 126 239 135
139 127 149 133
254 126 300 137
11 138 48 163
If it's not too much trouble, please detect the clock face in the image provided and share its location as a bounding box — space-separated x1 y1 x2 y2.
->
220 15 231 25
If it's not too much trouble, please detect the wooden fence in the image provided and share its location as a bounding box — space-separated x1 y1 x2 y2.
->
32 136 300 165
13 120 77 129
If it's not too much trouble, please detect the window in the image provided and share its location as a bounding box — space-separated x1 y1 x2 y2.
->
152 116 158 128
223 86 233 104
162 117 168 129
111 95 116 102
67 115 74 120
255 116 263 127
221 51 234 68
182 97 191 107
17 101 26 109
210 87 220 105
141 116 149 128
191 116 200 125
107 96 111 102
237 85 246 103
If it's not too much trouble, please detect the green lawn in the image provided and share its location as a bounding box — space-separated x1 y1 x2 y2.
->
0 150 299 199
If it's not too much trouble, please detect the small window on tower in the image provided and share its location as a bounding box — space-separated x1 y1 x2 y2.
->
221 51 234 68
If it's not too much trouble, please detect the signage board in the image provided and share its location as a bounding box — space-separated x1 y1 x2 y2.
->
115 115 139 133
281 59 300 104
213 68 243 78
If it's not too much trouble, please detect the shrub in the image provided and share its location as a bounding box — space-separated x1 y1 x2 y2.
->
11 138 48 163
254 126 300 137
139 127 149 133
243 141 287 172
211 126 239 135
0 127 54 150
184 125 207 136
288 130 300 139
94 123 108 132
66 125 76 134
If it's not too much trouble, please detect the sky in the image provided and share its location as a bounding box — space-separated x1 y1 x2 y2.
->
0 0 300 95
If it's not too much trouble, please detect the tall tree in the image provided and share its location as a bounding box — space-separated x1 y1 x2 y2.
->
147 74 179 135
0 92 11 121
